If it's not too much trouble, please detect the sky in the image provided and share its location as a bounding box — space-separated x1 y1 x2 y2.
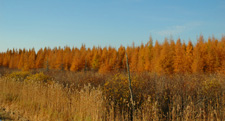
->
0 0 225 52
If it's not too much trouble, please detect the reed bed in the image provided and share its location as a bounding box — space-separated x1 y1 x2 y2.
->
0 71 224 121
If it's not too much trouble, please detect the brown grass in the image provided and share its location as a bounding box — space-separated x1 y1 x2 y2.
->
0 78 106 120
0 71 224 121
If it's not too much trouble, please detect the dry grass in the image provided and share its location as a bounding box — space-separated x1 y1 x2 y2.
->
0 71 224 121
0 78 105 121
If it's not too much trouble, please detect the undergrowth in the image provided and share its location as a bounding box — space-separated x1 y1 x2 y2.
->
0 71 224 120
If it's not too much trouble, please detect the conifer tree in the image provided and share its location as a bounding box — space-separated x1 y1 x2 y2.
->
70 51 81 71
35 49 43 68
63 46 72 70
192 35 206 73
144 37 153 71
108 48 117 71
18 52 25 70
174 38 185 73
158 38 174 74
91 49 100 71
218 36 225 73
99 47 112 74
185 41 194 73
116 45 125 70
130 47 139 72
137 43 145 72
23 52 30 71
152 40 161 73
28 48 36 69
9 56 14 68
0 54 3 66
3 50 11 67
55 48 64 70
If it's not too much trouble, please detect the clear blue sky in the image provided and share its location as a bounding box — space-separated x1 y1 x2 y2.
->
0 0 225 52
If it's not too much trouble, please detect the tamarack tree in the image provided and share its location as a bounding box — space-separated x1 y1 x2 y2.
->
0 36 225 74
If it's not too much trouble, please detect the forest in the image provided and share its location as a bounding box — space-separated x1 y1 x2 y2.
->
0 36 225 120
0 35 225 74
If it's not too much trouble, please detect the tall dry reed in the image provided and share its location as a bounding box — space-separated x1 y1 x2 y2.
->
0 78 105 121
0 72 224 121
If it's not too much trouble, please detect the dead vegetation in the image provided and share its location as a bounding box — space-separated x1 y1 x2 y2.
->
0 70 224 121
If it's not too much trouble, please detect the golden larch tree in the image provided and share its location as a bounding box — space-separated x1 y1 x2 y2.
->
144 37 153 71
130 47 139 72
158 38 174 74
192 35 206 73
55 48 64 70
115 45 125 70
152 40 161 73
173 38 185 73
91 48 100 71
63 46 72 70
137 43 146 72
28 48 36 69
185 41 194 73
35 49 45 68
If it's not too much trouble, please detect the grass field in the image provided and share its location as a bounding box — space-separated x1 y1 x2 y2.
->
0 69 224 121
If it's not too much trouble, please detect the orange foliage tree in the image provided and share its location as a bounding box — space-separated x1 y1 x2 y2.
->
157 39 174 74
185 41 194 73
1 35 225 75
192 35 206 73
173 38 185 73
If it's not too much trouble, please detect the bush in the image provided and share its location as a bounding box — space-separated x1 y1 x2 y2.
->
202 78 222 95
201 77 223 108
103 73 144 111
6 71 30 81
24 72 53 84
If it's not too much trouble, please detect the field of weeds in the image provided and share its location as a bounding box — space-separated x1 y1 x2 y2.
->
0 70 224 120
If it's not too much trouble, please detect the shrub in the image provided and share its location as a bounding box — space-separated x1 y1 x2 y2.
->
201 77 223 109
6 71 30 81
103 73 144 111
202 78 221 95
24 72 53 84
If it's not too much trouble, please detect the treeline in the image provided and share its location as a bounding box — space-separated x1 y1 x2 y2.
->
1 35 225 74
